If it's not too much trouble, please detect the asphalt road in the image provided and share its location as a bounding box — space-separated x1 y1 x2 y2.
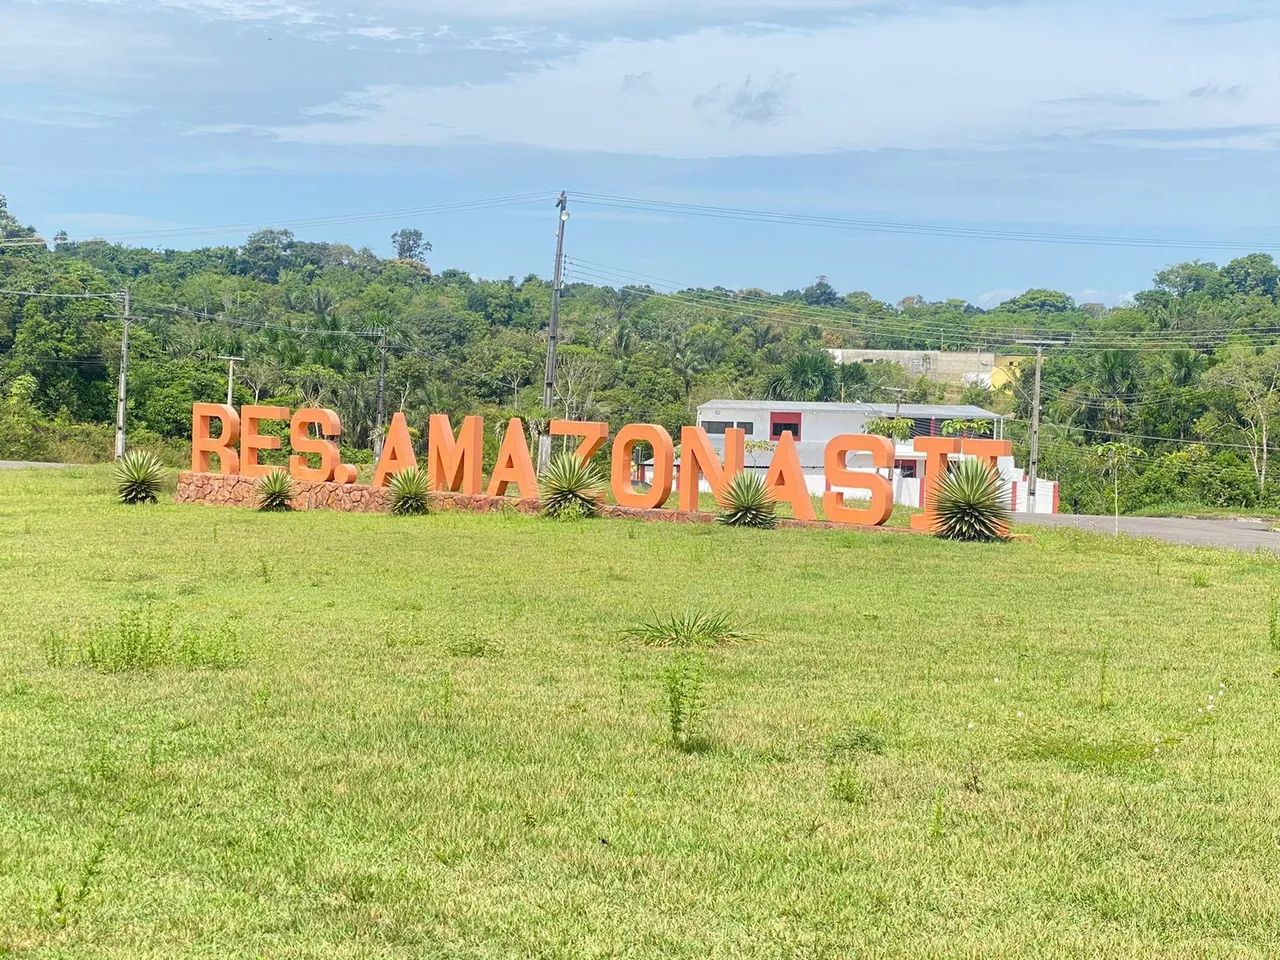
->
1018 512 1280 554
0 460 67 469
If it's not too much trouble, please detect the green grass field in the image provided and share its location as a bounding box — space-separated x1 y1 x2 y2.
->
2 466 1279 958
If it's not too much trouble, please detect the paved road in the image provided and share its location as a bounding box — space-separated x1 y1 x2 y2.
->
1018 512 1280 553
0 460 68 469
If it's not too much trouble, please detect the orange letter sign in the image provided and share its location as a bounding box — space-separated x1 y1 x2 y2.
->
961 438 1013 537
610 423 674 509
240 404 290 478
764 431 815 521
372 411 417 487
823 434 894 526
910 436 962 533
488 418 538 498
427 414 484 494
289 407 343 483
192 403 240 475
680 426 743 511
551 419 609 463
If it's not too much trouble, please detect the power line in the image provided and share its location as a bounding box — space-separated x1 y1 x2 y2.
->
567 257 1280 353
565 259 1255 353
0 288 120 300
571 192 1280 253
1004 418 1277 455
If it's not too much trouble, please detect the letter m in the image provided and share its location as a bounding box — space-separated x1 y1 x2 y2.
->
427 414 484 494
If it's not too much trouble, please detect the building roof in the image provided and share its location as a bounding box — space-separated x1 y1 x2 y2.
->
696 399 1002 419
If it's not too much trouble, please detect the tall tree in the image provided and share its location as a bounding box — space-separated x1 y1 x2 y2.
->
391 228 430 262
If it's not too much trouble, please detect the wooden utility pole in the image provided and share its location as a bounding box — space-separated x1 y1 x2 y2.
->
537 191 569 474
113 287 130 459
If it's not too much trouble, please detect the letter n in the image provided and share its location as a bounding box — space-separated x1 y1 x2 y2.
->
679 426 743 511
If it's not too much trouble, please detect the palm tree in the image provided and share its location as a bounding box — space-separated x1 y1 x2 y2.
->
1165 348 1206 388
766 352 839 402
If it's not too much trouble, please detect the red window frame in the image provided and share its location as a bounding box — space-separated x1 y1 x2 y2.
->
769 411 802 441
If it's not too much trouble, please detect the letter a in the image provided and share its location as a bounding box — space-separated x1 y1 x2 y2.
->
488 418 538 498
764 431 815 521
372 412 417 487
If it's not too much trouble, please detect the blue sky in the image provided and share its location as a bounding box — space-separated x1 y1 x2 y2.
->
2 0 1278 306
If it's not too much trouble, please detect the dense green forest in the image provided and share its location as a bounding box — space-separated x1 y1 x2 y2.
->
5 192 1280 516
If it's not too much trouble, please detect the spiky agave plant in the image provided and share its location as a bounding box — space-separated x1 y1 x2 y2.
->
255 468 294 512
540 451 603 518
389 466 431 516
716 471 778 529
934 458 1011 542
114 451 165 505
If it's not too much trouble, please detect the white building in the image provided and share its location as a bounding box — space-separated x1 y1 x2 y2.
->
828 348 997 388
689 399 1058 513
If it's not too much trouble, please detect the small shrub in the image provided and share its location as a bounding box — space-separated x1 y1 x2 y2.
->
621 611 756 649
830 766 869 805
175 624 248 669
256 469 294 512
827 726 886 762
716 472 777 529
662 648 707 752
549 498 590 523
389 466 431 516
42 632 70 667
934 459 1010 542
445 630 500 658
49 608 247 673
114 451 164 505
84 608 173 673
540 452 603 519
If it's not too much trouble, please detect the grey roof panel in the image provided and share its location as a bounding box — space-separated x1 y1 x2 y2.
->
696 399 1001 419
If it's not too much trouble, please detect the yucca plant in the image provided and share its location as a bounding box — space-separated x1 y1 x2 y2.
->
934 458 1010 542
716 471 777 529
540 451 603 518
114 451 164 505
389 466 431 516
255 468 294 512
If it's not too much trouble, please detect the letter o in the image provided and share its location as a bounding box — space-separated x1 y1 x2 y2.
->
610 423 674 509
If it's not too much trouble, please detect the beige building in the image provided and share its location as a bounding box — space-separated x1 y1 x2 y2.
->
828 348 997 388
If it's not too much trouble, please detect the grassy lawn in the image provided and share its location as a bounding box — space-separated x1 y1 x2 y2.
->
2 466 1279 958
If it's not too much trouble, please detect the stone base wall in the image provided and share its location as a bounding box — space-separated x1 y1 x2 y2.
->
175 471 919 535
176 471 390 512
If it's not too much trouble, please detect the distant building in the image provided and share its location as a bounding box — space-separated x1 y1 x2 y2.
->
676 399 1057 513
828 348 997 388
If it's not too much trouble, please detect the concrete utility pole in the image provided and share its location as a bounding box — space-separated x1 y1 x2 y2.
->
218 355 244 407
113 287 131 459
1015 340 1055 514
537 191 569 474
373 331 388 460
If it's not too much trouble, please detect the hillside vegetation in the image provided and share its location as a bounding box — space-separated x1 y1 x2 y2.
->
6 194 1280 514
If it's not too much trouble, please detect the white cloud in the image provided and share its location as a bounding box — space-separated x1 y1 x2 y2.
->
244 3 1279 158
348 24 421 41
